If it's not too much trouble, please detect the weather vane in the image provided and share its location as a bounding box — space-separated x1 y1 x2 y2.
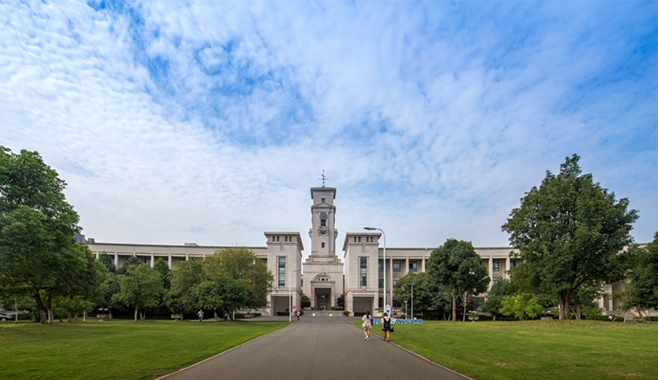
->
319 170 328 187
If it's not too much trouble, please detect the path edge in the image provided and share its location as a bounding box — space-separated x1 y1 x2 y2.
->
156 322 294 379
349 321 474 380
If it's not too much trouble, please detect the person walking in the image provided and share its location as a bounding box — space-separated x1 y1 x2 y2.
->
197 309 204 324
296 311 300 321
382 312 392 342
361 311 373 340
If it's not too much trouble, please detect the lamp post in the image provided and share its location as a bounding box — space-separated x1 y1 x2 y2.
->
411 282 415 320
289 268 300 323
404 300 408 318
364 226 386 316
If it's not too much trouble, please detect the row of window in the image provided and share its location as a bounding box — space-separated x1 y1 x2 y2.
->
491 259 517 272
271 235 295 242
353 236 376 243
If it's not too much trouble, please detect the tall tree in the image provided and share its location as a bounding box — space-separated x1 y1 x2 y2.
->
196 274 248 320
623 232 658 319
0 147 83 323
113 264 163 321
502 154 638 320
427 239 490 321
393 272 438 317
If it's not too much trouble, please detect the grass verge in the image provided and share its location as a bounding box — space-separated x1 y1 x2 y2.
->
352 319 658 379
0 319 288 380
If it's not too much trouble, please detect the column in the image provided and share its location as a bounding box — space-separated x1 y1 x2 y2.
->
488 256 494 291
505 257 510 278
151 253 155 267
168 254 172 269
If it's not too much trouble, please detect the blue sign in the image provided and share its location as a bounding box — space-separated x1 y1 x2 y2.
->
372 319 423 325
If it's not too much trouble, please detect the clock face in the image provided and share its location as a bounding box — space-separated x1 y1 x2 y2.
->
320 212 327 220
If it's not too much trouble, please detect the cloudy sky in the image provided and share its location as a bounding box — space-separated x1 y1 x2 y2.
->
1 1 656 257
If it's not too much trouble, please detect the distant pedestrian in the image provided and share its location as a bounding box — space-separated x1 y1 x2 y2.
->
362 311 373 340
382 312 392 342
296 311 300 321
197 309 204 324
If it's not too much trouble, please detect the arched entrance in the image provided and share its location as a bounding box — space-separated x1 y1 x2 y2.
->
311 273 335 310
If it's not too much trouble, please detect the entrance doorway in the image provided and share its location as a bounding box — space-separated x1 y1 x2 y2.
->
314 288 332 311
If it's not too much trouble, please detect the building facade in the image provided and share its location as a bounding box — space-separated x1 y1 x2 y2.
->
86 184 524 317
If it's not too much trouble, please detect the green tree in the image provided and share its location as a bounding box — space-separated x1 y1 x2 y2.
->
482 278 518 320
203 247 273 310
0 147 84 323
196 274 248 320
427 239 490 321
624 232 658 320
113 264 163 321
500 293 545 321
502 154 638 320
394 272 437 317
166 259 204 314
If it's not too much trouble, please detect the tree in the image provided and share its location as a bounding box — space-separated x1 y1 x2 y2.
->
482 278 518 320
394 272 437 317
624 232 658 320
166 259 204 315
203 247 273 311
502 154 639 320
113 264 163 321
0 147 84 323
500 294 545 321
196 274 248 320
427 239 490 321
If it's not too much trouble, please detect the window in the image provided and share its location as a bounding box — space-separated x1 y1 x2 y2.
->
509 260 516 269
321 198 326 203
278 257 286 287
393 277 400 286
393 261 401 272
358 236 361 242
409 260 417 272
360 257 367 289
321 242 325 248
379 297 383 308
379 261 383 272
378 278 383 288
321 219 326 227
492 260 500 272
260 258 267 267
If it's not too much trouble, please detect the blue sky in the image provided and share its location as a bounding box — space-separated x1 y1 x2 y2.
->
1 1 656 256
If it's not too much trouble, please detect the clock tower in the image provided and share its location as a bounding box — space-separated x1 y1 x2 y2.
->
302 181 344 311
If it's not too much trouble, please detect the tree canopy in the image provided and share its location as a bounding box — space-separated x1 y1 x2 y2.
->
0 147 88 323
623 232 658 317
427 239 490 321
502 154 638 320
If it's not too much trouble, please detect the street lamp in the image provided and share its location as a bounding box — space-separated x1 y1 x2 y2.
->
411 282 415 320
289 268 300 323
404 300 408 318
364 226 386 316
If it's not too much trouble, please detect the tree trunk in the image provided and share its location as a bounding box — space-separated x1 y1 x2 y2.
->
462 291 468 322
67 310 73 323
34 292 48 324
109 309 113 320
557 292 570 320
452 295 458 321
134 305 138 322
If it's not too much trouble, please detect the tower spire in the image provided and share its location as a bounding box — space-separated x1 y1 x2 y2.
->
319 170 328 187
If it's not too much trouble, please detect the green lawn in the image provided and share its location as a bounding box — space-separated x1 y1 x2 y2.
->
0 319 288 380
354 319 658 379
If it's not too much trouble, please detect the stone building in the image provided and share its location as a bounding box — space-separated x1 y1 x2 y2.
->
87 184 522 317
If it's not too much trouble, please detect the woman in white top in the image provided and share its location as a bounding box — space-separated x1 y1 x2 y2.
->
361 311 373 340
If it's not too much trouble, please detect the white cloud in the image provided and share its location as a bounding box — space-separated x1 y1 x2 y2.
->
1 0 655 257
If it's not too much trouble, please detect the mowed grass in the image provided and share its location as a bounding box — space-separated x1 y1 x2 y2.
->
0 319 288 380
353 320 658 380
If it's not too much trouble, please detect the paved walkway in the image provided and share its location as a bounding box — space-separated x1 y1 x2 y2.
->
161 316 470 380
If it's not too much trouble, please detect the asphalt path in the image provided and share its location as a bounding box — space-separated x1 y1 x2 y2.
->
161 316 470 380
